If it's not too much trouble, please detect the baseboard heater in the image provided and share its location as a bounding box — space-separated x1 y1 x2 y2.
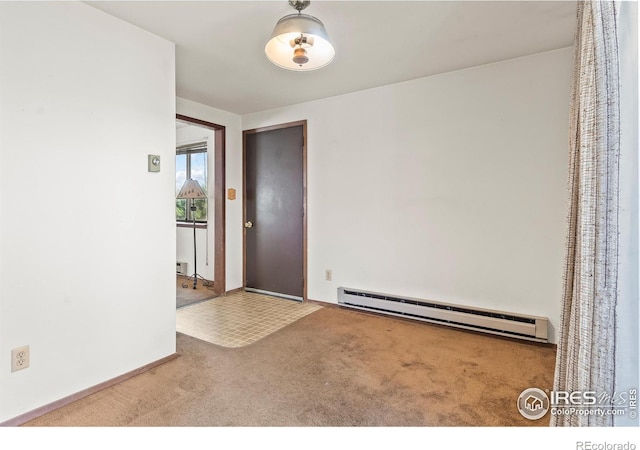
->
176 261 188 275
337 287 548 343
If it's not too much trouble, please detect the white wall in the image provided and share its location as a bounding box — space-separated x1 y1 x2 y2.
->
0 2 176 422
243 48 573 344
176 125 215 281
177 228 213 280
615 0 639 427
176 97 243 291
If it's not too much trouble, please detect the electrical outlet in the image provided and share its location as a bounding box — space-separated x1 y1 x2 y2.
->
11 345 29 372
325 269 332 281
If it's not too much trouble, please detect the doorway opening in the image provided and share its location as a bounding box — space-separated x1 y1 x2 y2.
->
176 114 225 308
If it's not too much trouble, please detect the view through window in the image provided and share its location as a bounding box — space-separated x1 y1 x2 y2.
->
176 142 208 222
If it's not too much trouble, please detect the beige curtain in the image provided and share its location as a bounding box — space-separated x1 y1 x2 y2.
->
551 0 621 427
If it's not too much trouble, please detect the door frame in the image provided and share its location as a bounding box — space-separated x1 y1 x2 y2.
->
242 120 308 301
176 114 226 296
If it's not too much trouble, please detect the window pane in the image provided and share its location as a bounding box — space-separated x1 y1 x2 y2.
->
176 149 208 222
176 199 187 221
193 198 207 221
190 152 207 193
176 153 187 195
189 152 207 221
176 153 188 220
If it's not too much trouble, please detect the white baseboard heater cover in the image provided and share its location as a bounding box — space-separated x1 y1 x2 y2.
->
176 261 188 275
337 287 548 343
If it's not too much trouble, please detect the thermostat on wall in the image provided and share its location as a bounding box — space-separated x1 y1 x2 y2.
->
148 154 161 172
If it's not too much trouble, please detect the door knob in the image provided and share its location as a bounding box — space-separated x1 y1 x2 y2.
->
244 221 253 229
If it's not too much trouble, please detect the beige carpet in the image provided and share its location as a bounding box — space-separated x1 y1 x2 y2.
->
25 305 556 427
176 290 322 347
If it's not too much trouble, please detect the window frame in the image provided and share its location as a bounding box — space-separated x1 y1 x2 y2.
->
176 141 208 224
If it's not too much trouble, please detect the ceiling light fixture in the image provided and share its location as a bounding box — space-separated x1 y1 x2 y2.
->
265 0 335 71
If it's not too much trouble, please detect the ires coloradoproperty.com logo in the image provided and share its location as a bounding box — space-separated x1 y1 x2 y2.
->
517 388 550 420
517 387 638 420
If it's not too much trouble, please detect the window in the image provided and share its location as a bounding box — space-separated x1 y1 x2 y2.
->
176 142 208 222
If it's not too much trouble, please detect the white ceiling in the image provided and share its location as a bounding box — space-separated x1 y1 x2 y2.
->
87 1 577 115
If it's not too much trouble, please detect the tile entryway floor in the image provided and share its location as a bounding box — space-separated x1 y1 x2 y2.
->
176 290 322 348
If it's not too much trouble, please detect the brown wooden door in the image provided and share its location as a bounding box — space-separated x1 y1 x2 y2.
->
244 123 305 300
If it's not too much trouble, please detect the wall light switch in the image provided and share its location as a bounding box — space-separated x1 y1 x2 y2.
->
148 155 161 172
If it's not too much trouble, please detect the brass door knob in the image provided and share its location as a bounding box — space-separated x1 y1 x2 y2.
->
244 221 253 229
